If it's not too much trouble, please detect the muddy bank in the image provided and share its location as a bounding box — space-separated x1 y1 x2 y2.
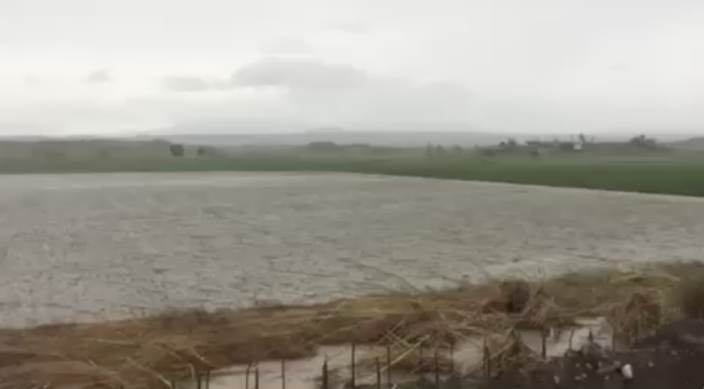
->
198 317 704 389
203 318 613 389
2 262 704 389
367 319 704 389
388 347 704 389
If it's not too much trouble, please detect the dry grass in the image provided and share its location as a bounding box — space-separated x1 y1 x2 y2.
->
3 262 704 388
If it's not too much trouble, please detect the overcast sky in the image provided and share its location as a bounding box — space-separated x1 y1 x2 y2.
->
1 0 704 135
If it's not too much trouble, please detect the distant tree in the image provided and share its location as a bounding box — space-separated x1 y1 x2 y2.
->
452 144 463 155
434 145 445 156
578 133 587 144
630 134 644 145
425 143 434 158
480 147 499 157
196 146 217 157
169 144 185 157
558 141 576 151
306 142 339 152
629 134 658 149
506 138 518 148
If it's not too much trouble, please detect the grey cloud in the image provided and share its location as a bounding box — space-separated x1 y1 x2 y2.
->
285 77 474 125
143 55 704 133
85 69 111 83
23 74 45 86
228 58 475 124
231 58 369 89
153 58 474 126
261 37 312 54
157 58 371 92
5 0 704 135
160 76 224 92
325 21 368 34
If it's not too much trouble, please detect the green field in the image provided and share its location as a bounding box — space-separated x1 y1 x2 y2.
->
2 156 704 197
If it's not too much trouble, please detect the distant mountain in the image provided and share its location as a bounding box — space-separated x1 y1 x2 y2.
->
0 122 56 140
158 131 533 147
164 117 314 135
1 117 702 148
156 118 523 146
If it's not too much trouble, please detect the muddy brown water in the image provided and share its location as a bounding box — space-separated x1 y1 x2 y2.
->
1 172 704 328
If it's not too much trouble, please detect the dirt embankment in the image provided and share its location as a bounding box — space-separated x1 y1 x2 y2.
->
1 262 704 389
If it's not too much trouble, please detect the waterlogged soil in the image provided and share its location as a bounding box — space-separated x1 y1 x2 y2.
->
1 172 704 327
208 318 613 389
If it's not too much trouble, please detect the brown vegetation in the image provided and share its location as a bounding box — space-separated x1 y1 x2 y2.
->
2 262 704 388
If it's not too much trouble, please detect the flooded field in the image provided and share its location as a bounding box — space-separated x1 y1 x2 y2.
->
0 172 703 328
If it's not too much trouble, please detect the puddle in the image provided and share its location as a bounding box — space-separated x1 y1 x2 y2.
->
204 317 613 389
